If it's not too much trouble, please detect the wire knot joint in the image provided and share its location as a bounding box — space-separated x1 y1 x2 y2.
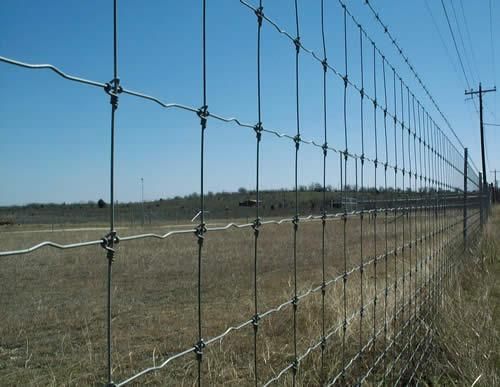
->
255 6 264 26
101 231 119 262
197 105 209 130
104 78 122 110
320 336 327 350
252 218 261 237
195 223 207 245
252 313 260 332
294 36 301 53
294 134 301 150
194 339 206 361
254 122 263 141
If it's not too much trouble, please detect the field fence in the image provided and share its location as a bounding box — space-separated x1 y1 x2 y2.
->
0 0 491 386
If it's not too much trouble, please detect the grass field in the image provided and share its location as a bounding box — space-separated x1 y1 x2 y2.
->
0 202 479 385
421 207 500 386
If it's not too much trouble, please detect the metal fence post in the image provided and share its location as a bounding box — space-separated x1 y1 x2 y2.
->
479 172 484 229
463 148 468 247
488 182 492 220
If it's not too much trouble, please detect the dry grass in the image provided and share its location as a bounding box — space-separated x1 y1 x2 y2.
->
0 207 471 386
418 207 500 387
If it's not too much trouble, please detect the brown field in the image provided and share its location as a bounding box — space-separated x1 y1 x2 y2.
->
0 206 476 386
421 209 500 387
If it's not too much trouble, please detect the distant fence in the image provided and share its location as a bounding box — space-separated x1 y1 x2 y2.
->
0 0 491 386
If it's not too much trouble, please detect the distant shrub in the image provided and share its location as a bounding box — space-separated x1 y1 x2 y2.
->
97 199 107 209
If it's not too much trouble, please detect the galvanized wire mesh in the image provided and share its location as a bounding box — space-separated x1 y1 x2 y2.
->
0 0 488 386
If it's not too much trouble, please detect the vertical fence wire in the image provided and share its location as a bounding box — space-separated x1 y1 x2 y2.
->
252 2 263 386
320 0 328 382
341 4 349 383
399 77 406 377
406 86 413 371
412 94 418 341
425 110 430 324
358 22 366 371
105 1 119 384
431 114 436 317
371 39 379 381
195 0 208 384
292 1 301 384
381 53 389 386
417 101 424 325
430 115 435 321
438 128 442 302
389 66 397 384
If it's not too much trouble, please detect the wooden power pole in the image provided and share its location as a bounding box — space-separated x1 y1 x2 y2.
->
465 83 496 187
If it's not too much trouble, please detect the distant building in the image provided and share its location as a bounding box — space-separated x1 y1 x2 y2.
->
238 199 262 207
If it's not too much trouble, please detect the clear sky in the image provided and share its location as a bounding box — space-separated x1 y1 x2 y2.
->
0 0 498 205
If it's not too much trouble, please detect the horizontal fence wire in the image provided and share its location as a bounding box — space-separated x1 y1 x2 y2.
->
0 0 491 386
0 201 475 257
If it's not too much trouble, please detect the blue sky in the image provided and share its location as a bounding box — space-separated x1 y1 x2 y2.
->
0 0 498 205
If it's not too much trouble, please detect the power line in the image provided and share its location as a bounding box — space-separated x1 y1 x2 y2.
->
489 0 497 84
441 0 472 90
424 0 481 146
458 0 480 84
450 0 477 86
441 0 480 118
480 1 497 123
363 0 466 150
424 0 479 121
460 0 500 144
489 0 497 122
424 0 463 88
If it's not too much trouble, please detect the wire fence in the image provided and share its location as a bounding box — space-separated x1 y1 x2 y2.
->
0 0 491 386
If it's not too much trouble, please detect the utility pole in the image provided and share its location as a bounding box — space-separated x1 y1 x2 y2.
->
465 83 496 188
